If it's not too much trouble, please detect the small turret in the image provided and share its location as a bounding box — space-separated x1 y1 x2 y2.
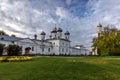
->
34 34 37 40
51 27 57 39
57 28 62 32
65 31 70 40
97 23 102 27
40 31 46 41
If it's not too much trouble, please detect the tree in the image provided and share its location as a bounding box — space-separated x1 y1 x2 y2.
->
7 45 22 56
11 34 16 37
0 30 16 37
92 25 120 56
0 30 9 36
0 43 4 56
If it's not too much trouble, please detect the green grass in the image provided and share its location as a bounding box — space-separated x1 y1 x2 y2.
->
0 56 120 80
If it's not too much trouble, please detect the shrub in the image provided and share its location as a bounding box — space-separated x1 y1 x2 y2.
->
0 56 32 62
7 45 21 56
0 43 4 56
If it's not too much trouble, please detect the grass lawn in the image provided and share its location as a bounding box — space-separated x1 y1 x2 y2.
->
0 56 120 80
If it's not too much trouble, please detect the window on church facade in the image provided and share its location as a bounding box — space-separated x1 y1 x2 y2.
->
42 48 44 52
66 48 68 52
32 47 34 51
66 43 68 46
48 48 50 52
62 43 64 45
62 48 64 52
53 42 55 46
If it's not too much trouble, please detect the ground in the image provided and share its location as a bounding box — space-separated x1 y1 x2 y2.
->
0 56 120 80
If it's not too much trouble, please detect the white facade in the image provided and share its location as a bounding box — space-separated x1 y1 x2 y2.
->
48 39 70 55
0 27 90 55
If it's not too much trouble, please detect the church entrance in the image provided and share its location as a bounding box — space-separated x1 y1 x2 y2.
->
25 47 31 55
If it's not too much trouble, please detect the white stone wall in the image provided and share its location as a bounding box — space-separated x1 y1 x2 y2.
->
29 40 52 55
0 40 13 47
48 39 70 55
70 48 90 55
48 39 60 55
0 37 90 56
59 40 70 55
16 39 36 55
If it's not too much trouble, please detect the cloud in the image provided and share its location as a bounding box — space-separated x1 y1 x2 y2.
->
0 0 33 36
0 0 95 49
87 0 120 26
0 0 120 50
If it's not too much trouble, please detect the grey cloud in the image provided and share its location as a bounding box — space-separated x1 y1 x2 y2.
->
1 0 120 50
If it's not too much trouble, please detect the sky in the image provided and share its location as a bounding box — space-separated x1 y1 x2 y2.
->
0 0 120 50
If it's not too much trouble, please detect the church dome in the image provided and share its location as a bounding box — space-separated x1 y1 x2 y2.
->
57 28 62 32
51 27 57 33
97 23 102 27
65 31 70 35
34 34 37 37
40 31 46 35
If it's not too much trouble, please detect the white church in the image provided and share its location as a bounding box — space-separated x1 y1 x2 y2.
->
0 27 90 56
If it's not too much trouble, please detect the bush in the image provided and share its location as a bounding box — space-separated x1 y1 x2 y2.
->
0 43 4 56
7 45 21 56
0 56 32 62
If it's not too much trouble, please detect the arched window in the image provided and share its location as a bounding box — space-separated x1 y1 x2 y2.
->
42 48 44 52
32 47 34 51
62 48 64 52
48 48 50 52
66 48 68 52
66 43 68 46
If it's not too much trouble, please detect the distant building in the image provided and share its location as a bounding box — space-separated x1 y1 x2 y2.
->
0 27 90 55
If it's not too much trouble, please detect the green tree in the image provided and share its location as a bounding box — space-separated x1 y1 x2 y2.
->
0 30 16 37
7 45 22 56
11 34 16 37
0 43 4 56
0 30 9 36
92 25 120 56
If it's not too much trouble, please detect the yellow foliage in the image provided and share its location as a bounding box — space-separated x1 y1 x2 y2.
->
0 56 32 62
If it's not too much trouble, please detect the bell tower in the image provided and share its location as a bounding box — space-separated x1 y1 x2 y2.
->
97 23 102 37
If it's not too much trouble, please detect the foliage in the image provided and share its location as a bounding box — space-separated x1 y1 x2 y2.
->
0 30 9 36
11 34 16 37
0 30 16 37
0 43 4 56
7 45 22 56
0 56 120 80
92 25 120 56
0 56 32 62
